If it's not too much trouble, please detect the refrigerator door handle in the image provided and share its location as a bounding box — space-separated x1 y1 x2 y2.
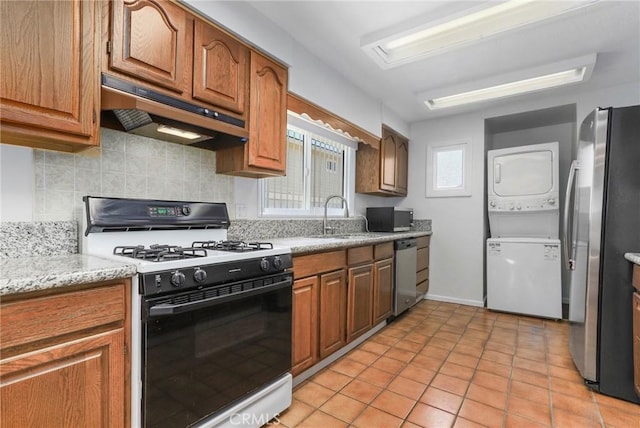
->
563 160 580 270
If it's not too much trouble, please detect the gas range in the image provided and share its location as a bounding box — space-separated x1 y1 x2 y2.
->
107 239 292 296
82 196 292 293
81 196 294 428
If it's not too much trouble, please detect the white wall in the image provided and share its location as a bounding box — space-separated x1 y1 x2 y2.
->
405 82 640 306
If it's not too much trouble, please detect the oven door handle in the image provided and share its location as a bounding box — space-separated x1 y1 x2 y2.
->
147 277 293 317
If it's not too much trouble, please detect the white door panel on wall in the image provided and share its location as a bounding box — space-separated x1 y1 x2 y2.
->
0 145 34 221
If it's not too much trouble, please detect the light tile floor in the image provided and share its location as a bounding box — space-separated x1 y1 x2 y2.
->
276 300 640 427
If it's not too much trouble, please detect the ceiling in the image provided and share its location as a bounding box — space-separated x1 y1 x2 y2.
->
247 1 640 123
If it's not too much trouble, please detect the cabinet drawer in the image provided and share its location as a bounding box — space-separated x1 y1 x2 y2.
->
417 280 429 296
417 247 429 272
416 236 430 249
374 242 394 260
633 265 640 292
417 268 429 285
348 246 373 265
293 250 346 279
1 283 126 350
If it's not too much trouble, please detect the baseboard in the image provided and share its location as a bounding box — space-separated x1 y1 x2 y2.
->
424 293 485 308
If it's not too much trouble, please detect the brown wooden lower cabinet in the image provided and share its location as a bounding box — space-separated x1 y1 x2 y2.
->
373 257 394 324
631 264 640 398
292 276 319 375
318 269 347 359
0 280 130 428
633 290 640 397
347 264 374 342
416 236 430 299
291 240 421 377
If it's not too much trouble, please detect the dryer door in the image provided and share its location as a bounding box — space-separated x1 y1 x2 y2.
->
492 150 554 197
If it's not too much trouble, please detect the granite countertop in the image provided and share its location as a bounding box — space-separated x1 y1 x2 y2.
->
272 230 432 254
0 254 137 297
0 231 432 297
625 253 640 265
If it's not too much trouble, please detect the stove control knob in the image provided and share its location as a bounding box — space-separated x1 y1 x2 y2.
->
170 271 186 287
273 256 283 269
182 206 191 216
260 258 271 272
193 268 207 283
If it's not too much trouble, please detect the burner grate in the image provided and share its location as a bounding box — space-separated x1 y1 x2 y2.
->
192 240 274 252
113 244 207 262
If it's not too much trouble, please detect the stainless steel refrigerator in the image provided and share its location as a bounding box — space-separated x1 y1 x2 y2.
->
564 105 640 403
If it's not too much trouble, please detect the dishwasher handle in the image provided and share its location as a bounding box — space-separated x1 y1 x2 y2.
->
394 238 417 250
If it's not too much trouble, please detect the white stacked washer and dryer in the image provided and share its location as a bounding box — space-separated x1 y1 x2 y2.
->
486 142 562 319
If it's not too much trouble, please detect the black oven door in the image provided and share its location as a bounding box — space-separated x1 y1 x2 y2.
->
141 273 292 428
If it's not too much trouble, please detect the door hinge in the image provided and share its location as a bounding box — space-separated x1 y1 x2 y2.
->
106 40 112 54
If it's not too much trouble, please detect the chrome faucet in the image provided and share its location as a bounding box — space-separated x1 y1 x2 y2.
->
323 195 349 235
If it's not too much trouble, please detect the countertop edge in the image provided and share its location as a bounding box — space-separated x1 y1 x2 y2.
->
1 254 138 297
624 253 640 265
273 231 432 255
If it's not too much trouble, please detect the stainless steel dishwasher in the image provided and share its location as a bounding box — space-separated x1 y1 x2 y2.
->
393 238 417 316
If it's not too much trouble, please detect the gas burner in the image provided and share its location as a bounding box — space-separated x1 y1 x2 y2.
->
192 240 274 252
113 244 208 262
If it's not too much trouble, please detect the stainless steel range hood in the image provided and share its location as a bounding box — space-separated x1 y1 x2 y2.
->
100 74 249 150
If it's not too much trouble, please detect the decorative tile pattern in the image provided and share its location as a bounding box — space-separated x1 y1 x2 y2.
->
32 128 235 221
276 300 640 427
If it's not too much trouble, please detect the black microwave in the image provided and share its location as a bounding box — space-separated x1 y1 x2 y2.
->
366 207 414 232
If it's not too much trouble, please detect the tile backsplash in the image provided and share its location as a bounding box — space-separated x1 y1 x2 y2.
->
34 128 235 221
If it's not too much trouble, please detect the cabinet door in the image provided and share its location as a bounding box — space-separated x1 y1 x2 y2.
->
373 258 394 324
1 329 125 427
0 0 98 149
634 292 640 397
248 51 287 172
318 269 346 359
347 264 373 342
395 138 409 195
109 0 189 93
380 132 397 192
193 19 248 115
292 276 318 376
417 247 430 272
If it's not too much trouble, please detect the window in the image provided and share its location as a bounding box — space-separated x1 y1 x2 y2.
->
426 140 472 197
260 112 357 217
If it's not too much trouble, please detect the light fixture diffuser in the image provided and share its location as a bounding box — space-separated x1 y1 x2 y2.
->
157 125 202 140
426 68 586 110
418 54 596 111
361 0 599 69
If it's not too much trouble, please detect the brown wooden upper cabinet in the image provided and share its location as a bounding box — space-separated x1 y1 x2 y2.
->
216 51 288 177
105 0 250 124
0 0 100 152
109 0 190 93
192 19 248 115
356 125 409 196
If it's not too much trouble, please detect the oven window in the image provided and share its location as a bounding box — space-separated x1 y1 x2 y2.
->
142 282 292 428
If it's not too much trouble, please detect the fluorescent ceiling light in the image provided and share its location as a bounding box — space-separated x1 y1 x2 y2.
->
361 0 599 68
157 125 202 140
420 54 596 110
